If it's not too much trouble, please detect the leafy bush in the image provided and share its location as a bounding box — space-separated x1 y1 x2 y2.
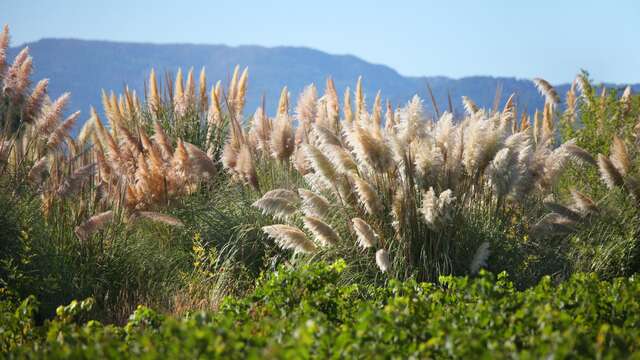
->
1 262 639 358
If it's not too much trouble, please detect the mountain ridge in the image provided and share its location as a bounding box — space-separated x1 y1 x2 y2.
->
8 38 640 122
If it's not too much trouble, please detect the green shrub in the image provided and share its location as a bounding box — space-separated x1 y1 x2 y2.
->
2 262 639 358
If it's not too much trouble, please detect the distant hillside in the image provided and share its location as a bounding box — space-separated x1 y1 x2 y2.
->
8 39 640 122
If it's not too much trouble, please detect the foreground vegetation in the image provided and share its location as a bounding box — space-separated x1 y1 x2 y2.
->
1 24 640 356
3 261 640 358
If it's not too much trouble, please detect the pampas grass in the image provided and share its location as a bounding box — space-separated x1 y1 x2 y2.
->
470 242 490 274
533 78 560 106
610 136 631 176
56 163 96 198
75 210 114 241
6 22 638 294
253 189 298 220
352 175 383 215
303 215 340 246
352 217 378 249
597 154 624 189
298 188 330 218
262 224 317 254
375 249 390 273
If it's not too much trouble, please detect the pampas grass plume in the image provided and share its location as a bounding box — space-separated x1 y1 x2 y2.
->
375 249 390 273
352 217 378 248
262 224 316 254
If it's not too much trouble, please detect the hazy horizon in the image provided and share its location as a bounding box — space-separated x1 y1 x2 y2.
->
3 0 640 84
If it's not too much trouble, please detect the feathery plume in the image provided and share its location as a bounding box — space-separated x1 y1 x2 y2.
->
173 68 186 116
152 120 173 160
325 78 340 125
184 67 196 109
533 78 560 106
346 124 394 173
610 136 631 176
3 47 31 97
352 217 378 249
352 176 383 215
184 142 217 178
235 67 249 116
28 156 49 184
312 124 342 147
343 87 353 124
324 144 358 174
36 92 70 136
597 154 624 189
235 143 259 189
277 86 289 116
22 78 48 122
298 188 330 217
262 189 299 202
462 96 479 116
375 249 390 273
148 69 161 114
172 139 191 176
198 67 207 112
421 188 456 230
371 91 382 127
384 100 395 132
303 216 340 246
228 65 240 109
262 224 317 254
76 114 95 146
564 143 596 166
250 107 272 153
355 76 365 118
56 163 96 198
47 111 80 150
470 242 490 274
303 144 336 183
75 211 114 241
487 147 517 199
270 114 295 162
295 84 318 125
570 189 598 215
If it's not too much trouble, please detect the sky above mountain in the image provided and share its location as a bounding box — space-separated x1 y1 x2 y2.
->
2 0 640 84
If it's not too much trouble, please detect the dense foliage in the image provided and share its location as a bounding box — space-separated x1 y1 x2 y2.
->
2 261 640 358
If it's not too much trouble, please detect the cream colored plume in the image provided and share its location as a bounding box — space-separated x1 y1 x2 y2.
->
303 215 340 246
352 176 382 215
421 188 456 230
375 249 390 273
262 224 317 254
533 78 560 106
252 189 298 220
298 188 330 218
296 84 318 125
270 114 295 162
303 144 336 183
352 217 378 249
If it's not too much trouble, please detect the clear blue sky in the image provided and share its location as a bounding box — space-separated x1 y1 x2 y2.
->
2 0 639 84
